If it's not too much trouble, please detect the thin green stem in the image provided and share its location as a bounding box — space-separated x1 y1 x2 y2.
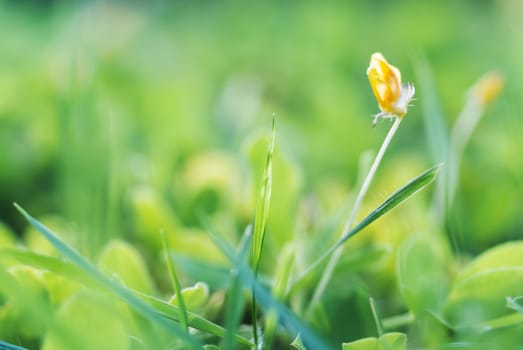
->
252 296 259 348
370 297 384 337
161 230 189 333
382 312 415 330
305 117 403 318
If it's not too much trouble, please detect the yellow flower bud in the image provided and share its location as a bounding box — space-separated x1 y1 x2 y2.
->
471 71 504 106
367 52 415 126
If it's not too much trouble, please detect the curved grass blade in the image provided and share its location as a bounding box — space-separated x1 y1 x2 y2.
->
197 222 254 348
207 226 330 350
137 293 254 348
335 163 442 248
1 247 252 345
237 253 330 350
161 230 189 332
0 340 29 350
13 203 202 350
290 163 442 294
0 248 95 287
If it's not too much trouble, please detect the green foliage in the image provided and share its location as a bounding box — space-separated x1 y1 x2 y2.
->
342 332 407 350
168 282 209 311
0 222 15 248
14 204 201 349
444 241 523 327
397 233 450 315
0 2 520 348
41 292 129 350
162 231 189 331
336 164 442 249
98 239 156 294
291 334 307 350
0 266 49 341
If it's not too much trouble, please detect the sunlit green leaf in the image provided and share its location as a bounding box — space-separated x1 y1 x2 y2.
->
168 282 209 311
290 334 307 350
444 241 523 327
41 292 129 350
397 234 450 314
138 292 253 348
98 239 156 295
342 332 407 350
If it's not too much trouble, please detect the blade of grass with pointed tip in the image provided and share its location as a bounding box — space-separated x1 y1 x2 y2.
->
161 230 189 332
252 115 275 273
290 334 307 350
237 253 329 350
13 203 201 349
250 116 275 347
290 164 442 294
0 247 242 341
222 225 252 350
198 223 253 349
336 163 442 248
207 225 330 350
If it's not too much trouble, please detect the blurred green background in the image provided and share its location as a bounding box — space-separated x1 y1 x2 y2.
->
1 0 521 252
1 0 523 348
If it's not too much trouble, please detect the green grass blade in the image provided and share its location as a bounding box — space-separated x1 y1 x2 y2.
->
1 247 250 345
291 164 442 290
414 55 449 164
290 334 307 350
251 115 275 273
479 311 523 332
236 255 329 350
222 271 247 349
199 224 252 348
136 293 254 348
13 203 202 349
161 230 189 332
222 225 251 350
0 340 29 350
250 116 275 347
369 297 384 337
0 248 95 287
207 226 330 350
335 163 442 248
